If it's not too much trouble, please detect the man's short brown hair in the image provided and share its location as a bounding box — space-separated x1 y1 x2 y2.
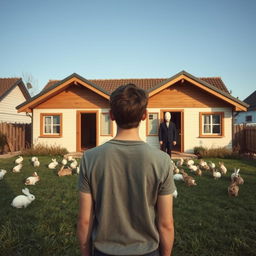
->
110 84 148 129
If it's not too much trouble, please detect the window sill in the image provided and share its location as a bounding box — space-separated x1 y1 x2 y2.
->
39 135 62 138
199 135 223 138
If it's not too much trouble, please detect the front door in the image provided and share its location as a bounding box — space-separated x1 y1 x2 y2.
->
160 110 184 152
77 111 98 151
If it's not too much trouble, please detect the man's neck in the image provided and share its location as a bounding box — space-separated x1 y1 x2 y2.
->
113 126 142 141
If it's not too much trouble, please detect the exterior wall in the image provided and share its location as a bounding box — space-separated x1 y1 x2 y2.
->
33 108 115 152
0 85 31 123
145 107 233 153
235 110 256 125
33 107 232 153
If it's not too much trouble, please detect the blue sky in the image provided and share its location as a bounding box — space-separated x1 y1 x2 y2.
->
0 0 255 100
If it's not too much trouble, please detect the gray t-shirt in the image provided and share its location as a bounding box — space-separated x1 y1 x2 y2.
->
78 139 176 255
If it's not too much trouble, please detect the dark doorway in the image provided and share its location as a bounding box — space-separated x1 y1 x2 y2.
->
162 111 182 152
81 113 96 150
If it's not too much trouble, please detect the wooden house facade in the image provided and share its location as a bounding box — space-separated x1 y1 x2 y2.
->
17 71 248 153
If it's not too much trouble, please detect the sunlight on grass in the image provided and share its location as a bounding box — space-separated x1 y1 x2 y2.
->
0 156 255 255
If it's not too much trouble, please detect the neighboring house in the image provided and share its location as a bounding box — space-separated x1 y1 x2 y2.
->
0 78 31 123
17 70 248 153
235 90 256 125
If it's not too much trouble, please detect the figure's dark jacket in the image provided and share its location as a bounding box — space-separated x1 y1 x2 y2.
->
158 121 177 144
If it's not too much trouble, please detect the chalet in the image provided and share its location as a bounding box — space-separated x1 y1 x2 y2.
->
0 78 31 123
17 71 248 153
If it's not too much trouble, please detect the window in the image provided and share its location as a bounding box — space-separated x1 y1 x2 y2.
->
147 112 159 135
199 112 224 137
101 113 112 136
40 113 62 137
246 115 252 122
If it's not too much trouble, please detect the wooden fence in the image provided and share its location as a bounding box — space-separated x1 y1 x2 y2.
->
233 124 256 153
0 122 31 153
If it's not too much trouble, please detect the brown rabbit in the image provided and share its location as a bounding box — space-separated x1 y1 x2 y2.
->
228 181 239 197
58 166 72 177
183 176 197 186
233 175 244 185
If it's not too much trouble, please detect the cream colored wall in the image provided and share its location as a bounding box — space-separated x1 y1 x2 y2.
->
145 107 233 153
0 85 31 123
33 107 233 153
183 107 232 153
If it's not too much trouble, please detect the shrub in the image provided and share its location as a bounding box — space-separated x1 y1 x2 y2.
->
194 146 240 159
21 143 68 156
0 132 7 153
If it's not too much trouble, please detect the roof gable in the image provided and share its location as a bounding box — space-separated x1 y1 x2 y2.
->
0 78 31 101
244 90 256 110
17 71 248 112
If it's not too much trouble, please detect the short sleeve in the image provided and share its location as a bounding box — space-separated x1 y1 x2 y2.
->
158 162 176 195
77 154 91 193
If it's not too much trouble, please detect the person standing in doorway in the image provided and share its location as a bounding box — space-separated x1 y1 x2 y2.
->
158 112 177 157
77 84 176 256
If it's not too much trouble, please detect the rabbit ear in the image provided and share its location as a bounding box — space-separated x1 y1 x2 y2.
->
237 169 240 174
22 188 30 196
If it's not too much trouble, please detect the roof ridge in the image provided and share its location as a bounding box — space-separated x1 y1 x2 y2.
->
0 77 21 80
89 78 167 81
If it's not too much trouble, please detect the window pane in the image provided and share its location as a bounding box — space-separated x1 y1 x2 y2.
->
148 113 158 135
212 125 220 134
101 114 110 135
44 125 51 134
53 125 60 134
212 115 220 124
204 125 211 133
45 116 51 125
204 115 211 125
53 115 60 124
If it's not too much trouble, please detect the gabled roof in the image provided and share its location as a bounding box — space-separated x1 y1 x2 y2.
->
0 78 31 101
17 71 248 112
244 90 256 110
43 76 229 94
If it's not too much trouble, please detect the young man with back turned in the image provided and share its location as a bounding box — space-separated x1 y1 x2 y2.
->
77 84 176 256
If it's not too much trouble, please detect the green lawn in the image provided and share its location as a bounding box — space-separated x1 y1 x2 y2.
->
0 156 256 256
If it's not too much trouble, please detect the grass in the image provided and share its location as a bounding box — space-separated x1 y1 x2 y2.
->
0 156 256 256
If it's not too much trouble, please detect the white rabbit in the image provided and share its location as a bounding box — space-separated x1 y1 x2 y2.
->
15 156 23 164
174 173 184 181
12 163 22 173
231 168 240 181
212 169 221 179
219 162 227 175
189 165 198 172
70 159 78 169
33 160 40 167
186 159 194 166
67 155 73 162
11 188 35 208
31 156 38 162
0 169 7 180
172 189 178 198
48 159 58 169
25 172 40 185
61 158 68 165
208 161 216 170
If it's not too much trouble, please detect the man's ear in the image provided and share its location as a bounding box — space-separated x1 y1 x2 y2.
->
141 110 147 121
109 110 115 121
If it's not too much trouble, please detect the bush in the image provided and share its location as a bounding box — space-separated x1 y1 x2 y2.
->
194 146 240 159
21 143 68 156
0 132 7 153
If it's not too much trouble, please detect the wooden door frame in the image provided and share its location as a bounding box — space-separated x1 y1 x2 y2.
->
160 109 184 153
76 110 99 152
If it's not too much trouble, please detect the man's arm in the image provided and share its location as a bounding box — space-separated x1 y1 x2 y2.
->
157 194 174 256
77 192 94 256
